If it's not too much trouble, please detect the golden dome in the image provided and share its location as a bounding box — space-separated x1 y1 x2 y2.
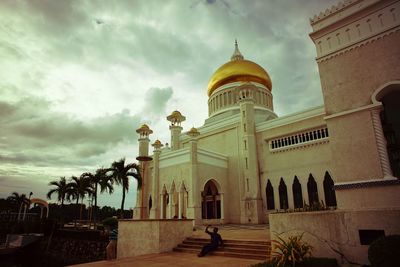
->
136 124 153 134
207 41 272 97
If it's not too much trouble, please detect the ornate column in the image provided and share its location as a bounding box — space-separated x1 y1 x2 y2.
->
150 140 163 219
220 193 224 220
371 108 393 178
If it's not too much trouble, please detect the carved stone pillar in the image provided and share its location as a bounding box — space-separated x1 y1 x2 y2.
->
371 108 393 178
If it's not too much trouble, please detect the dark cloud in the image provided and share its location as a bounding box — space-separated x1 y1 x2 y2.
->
143 87 174 116
0 97 140 166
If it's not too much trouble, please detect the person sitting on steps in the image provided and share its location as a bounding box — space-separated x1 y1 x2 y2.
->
198 225 224 257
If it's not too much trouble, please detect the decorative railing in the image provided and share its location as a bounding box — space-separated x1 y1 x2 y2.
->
269 127 329 151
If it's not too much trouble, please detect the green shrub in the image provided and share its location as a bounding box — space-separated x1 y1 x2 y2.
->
368 235 400 267
271 233 312 267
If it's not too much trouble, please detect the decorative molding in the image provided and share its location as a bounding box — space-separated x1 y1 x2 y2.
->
324 102 382 120
310 0 359 25
335 177 400 190
197 148 228 169
371 109 393 177
159 148 190 168
317 25 400 63
256 106 325 132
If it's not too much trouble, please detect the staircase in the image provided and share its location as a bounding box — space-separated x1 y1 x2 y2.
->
173 237 271 260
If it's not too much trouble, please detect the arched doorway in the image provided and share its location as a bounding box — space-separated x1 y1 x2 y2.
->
307 174 319 205
372 81 400 177
292 176 303 209
266 179 275 210
278 178 288 210
201 180 221 219
179 182 188 219
29 198 49 219
323 171 337 207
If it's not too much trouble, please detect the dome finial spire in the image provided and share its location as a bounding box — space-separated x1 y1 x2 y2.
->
231 39 244 61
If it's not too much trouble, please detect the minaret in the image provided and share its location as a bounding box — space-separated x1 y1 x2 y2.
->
186 127 201 224
238 84 263 224
136 124 153 160
134 124 153 219
150 139 163 219
166 110 186 150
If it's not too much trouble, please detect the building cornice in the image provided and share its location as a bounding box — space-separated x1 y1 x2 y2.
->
317 25 400 63
256 105 326 132
324 102 382 120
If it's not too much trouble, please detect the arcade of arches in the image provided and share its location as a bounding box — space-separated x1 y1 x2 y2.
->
266 171 337 211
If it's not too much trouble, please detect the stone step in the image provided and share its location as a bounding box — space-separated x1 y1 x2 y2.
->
177 243 269 255
183 240 270 250
186 237 270 245
173 237 271 261
173 247 269 260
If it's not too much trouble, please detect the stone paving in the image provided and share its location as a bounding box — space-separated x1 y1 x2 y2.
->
69 224 270 267
70 252 263 267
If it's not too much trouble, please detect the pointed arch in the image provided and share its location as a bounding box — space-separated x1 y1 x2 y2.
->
323 171 337 207
148 195 152 211
266 179 275 210
202 179 221 219
279 178 288 210
307 174 319 205
292 176 303 209
160 185 168 219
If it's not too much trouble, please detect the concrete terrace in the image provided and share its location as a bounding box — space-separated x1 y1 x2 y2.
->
70 224 270 267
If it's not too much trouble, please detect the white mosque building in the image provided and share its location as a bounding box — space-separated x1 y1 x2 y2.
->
131 0 400 262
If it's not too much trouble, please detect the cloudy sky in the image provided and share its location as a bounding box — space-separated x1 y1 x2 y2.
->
0 0 338 209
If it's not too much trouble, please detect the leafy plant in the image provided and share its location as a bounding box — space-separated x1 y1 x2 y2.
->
271 233 312 267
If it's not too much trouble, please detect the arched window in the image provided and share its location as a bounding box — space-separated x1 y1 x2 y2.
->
307 174 319 205
266 180 275 210
380 89 400 177
292 176 303 209
279 178 288 210
323 172 337 207
148 195 152 210
202 180 221 219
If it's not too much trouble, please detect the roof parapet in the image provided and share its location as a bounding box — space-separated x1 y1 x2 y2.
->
309 0 357 25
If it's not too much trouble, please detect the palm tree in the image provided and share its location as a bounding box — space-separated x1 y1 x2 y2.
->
109 158 141 218
47 176 71 208
68 175 93 226
81 168 110 228
7 192 30 221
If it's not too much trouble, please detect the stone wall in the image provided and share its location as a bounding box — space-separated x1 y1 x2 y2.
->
117 219 193 259
269 208 400 265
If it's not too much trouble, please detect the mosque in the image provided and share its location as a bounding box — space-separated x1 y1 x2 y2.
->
132 0 399 261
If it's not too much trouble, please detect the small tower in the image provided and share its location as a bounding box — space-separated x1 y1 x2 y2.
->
149 139 163 219
134 124 153 219
166 110 186 150
186 127 201 223
237 83 264 224
136 124 153 160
